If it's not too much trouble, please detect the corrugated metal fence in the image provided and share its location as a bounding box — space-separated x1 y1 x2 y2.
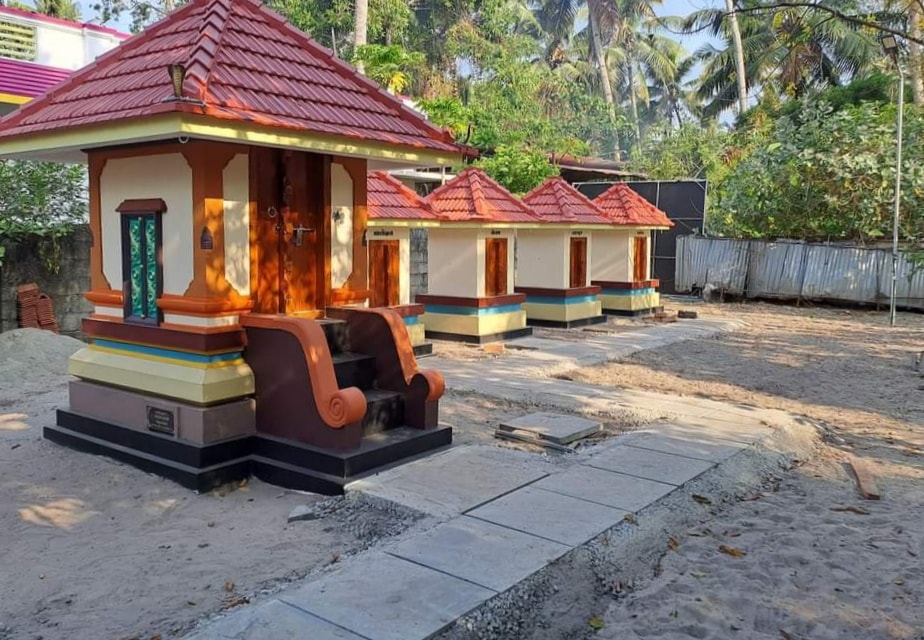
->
676 236 924 310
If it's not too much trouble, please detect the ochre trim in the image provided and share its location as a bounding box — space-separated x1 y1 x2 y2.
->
157 294 253 315
87 155 111 291
592 279 660 290
116 198 167 213
85 288 123 306
240 314 366 429
83 318 245 353
515 285 602 298
330 288 370 304
0 92 30 105
415 293 526 308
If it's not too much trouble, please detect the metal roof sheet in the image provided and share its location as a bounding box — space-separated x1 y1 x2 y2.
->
0 58 70 99
0 0 461 155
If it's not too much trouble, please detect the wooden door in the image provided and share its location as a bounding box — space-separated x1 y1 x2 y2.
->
484 238 508 297
633 236 648 282
369 240 400 307
250 147 284 314
569 237 587 288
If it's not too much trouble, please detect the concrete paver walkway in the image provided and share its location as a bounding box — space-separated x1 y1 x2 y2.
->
187 318 795 640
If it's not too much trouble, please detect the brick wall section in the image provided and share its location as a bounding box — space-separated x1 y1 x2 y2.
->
409 228 428 301
1 226 92 337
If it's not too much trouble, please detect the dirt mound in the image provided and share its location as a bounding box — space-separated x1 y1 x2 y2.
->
0 328 85 385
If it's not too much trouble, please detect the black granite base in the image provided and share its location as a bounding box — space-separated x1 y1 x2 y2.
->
526 315 608 329
425 327 534 344
49 409 452 495
604 306 664 317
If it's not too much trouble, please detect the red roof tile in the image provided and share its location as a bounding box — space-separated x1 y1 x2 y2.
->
368 172 439 221
425 168 542 224
593 183 674 227
0 59 70 100
522 177 611 225
0 0 460 155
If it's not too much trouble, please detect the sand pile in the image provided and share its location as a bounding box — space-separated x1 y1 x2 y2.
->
0 328 85 385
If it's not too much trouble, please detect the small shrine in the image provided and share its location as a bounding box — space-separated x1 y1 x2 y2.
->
518 177 610 328
417 168 539 343
592 183 674 315
366 171 440 355
0 0 464 493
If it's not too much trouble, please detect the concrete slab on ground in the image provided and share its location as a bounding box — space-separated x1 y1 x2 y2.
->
281 553 494 640
534 465 675 512
615 430 748 463
585 444 715 486
387 516 570 592
498 412 601 444
347 445 551 517
185 600 365 640
466 485 627 546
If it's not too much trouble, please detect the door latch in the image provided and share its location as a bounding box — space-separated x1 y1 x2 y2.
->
291 226 314 247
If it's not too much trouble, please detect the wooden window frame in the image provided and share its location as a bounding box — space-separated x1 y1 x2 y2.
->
117 199 167 326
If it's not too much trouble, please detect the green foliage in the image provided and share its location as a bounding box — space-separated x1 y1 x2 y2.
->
353 44 425 93
0 160 88 267
474 145 559 195
630 123 731 182
711 100 924 243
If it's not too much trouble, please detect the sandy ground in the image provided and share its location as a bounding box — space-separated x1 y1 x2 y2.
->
569 301 924 639
0 331 528 640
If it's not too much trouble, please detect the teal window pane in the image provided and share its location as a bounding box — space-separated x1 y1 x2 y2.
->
144 217 157 316
129 217 144 318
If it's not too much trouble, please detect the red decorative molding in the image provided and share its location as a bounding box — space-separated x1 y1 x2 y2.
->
85 288 123 307
158 294 254 316
591 279 660 290
116 198 167 214
241 314 366 448
386 303 425 318
415 293 526 308
83 318 245 353
514 285 602 298
326 307 444 429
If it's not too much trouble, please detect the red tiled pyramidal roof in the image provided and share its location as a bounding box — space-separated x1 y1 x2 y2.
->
593 183 674 227
368 172 439 221
425 168 541 224
0 0 460 154
522 177 611 225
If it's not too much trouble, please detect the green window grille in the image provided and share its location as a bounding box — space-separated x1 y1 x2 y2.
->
0 19 37 61
121 213 162 325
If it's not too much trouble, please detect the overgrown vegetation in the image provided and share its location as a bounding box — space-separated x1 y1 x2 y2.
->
3 0 924 242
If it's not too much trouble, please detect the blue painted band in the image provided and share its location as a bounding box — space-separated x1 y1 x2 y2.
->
601 287 655 296
93 339 242 363
424 303 523 316
526 295 598 305
403 315 420 325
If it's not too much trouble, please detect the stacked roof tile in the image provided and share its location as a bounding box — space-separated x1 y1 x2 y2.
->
367 172 439 221
425 168 541 224
522 177 611 225
593 183 673 227
0 0 460 155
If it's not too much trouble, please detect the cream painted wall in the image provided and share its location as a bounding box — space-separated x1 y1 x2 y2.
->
223 154 250 296
516 229 568 289
428 228 481 298
330 163 354 289
100 154 194 296
479 229 516 296
397 228 411 305
591 230 633 282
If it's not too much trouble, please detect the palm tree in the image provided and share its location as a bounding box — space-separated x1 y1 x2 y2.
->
354 0 368 72
35 0 81 21
686 1 879 119
725 0 748 115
